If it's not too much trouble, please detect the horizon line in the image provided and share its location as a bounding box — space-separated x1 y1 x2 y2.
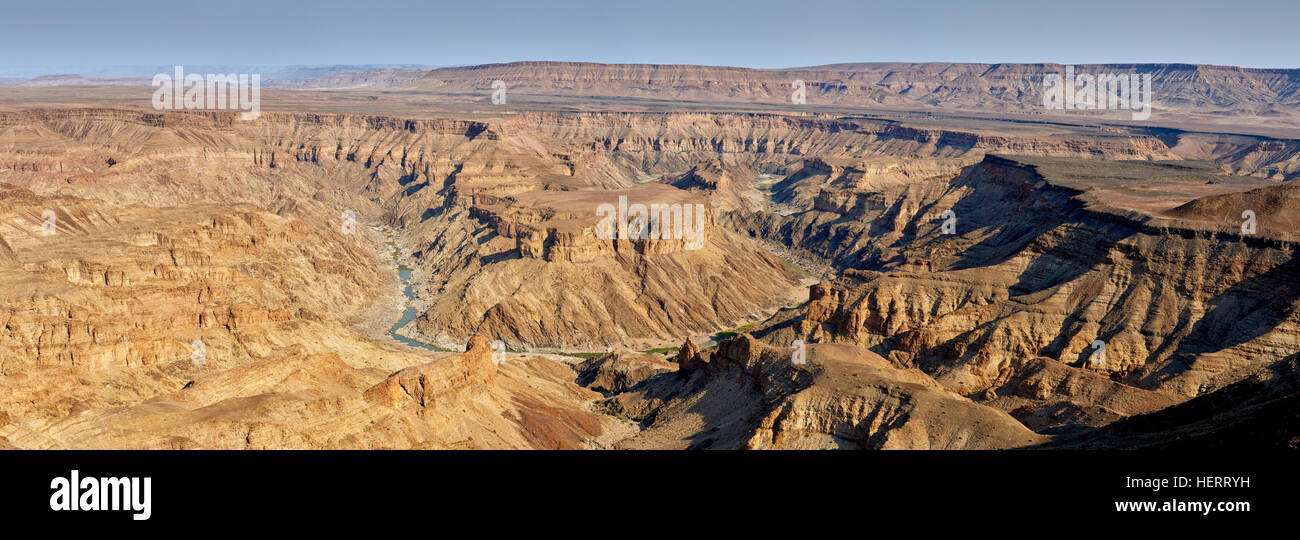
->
3 59 1298 78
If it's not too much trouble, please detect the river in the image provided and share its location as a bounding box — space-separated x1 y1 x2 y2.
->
386 267 443 351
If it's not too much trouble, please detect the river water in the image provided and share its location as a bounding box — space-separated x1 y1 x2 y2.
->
386 268 441 351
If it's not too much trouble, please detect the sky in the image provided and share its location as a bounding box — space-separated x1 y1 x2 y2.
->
1 0 1297 74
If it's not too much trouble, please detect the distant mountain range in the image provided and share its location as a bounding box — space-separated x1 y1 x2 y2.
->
4 61 1299 118
378 61 1300 115
0 64 445 88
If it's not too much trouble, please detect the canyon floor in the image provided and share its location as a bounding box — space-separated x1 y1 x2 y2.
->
1 62 1298 449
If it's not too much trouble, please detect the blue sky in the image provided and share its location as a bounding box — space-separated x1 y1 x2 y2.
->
2 0 1297 73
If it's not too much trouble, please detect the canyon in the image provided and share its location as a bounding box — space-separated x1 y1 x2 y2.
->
0 61 1297 449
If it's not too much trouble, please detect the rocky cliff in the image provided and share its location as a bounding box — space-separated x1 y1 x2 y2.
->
592 335 1042 449
2 100 1297 449
739 154 1300 434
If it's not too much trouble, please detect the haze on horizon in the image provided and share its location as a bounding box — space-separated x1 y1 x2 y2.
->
1 0 1298 77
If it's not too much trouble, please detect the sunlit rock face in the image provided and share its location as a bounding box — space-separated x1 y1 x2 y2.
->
0 60 1298 450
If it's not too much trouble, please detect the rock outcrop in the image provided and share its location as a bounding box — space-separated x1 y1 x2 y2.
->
576 350 677 395
364 333 499 411
603 335 1043 449
741 154 1300 435
1045 354 1300 449
0 186 622 449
